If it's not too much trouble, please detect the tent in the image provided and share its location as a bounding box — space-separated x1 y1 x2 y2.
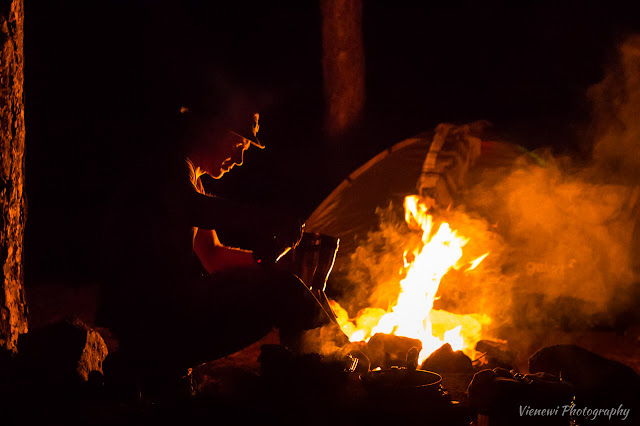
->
305 127 530 291
305 125 640 328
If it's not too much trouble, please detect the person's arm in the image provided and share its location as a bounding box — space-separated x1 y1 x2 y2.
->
187 189 303 251
193 227 258 274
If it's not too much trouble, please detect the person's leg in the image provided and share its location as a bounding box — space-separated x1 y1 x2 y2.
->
172 268 335 367
105 269 342 401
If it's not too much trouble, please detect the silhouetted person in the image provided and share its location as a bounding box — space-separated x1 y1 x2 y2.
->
98 94 335 391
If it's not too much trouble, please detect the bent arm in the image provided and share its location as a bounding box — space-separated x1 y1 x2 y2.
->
186 186 303 269
193 228 258 274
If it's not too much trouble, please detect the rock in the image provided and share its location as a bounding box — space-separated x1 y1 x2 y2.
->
529 344 640 419
420 343 473 373
468 367 575 425
17 318 108 383
364 333 422 369
529 344 640 392
468 369 522 414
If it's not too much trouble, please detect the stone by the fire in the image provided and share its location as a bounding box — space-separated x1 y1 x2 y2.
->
468 369 522 415
364 333 422 369
529 344 640 414
17 318 108 383
420 343 472 373
468 367 575 423
529 344 640 390
475 338 514 369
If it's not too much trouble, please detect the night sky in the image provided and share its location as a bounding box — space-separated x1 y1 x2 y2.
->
23 1 640 285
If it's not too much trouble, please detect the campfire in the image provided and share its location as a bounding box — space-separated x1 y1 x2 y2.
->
330 194 490 363
291 111 640 424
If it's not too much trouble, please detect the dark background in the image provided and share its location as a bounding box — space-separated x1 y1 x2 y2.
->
23 1 640 286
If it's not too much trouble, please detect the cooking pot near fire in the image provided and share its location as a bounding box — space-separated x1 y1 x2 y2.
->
360 367 442 390
359 367 456 417
285 232 340 319
287 232 339 291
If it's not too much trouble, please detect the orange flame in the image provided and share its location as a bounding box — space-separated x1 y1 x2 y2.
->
332 195 490 363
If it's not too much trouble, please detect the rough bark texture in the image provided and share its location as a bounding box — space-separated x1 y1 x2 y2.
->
321 0 365 140
0 0 28 351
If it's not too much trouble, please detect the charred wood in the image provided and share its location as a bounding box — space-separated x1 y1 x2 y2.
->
420 343 473 373
365 333 422 370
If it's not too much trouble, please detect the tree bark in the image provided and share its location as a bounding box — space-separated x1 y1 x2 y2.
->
0 0 27 352
321 0 365 141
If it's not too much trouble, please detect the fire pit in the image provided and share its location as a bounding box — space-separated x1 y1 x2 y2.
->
290 121 640 424
360 367 443 397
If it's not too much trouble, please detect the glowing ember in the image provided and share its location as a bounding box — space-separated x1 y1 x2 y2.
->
331 195 490 363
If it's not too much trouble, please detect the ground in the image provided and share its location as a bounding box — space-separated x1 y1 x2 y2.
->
22 281 640 425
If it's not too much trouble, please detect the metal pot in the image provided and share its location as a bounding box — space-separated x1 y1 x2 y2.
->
360 368 451 409
285 232 340 321
287 232 339 292
361 368 442 389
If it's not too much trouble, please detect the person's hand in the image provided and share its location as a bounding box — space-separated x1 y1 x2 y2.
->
276 217 304 250
253 213 304 265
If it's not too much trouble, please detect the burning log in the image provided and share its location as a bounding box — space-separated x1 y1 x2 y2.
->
364 333 422 370
420 343 473 373
329 194 491 366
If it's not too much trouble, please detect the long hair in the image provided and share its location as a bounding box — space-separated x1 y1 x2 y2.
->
186 157 206 195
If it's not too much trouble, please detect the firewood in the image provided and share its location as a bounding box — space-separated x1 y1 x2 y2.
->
364 333 422 369
420 343 473 373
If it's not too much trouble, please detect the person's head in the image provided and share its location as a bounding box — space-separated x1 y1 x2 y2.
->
176 64 271 178
182 101 265 179
187 125 262 179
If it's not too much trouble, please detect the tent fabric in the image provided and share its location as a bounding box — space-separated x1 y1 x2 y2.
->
305 131 527 271
306 133 431 258
305 130 640 328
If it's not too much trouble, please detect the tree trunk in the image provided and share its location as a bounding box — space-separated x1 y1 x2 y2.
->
0 0 27 352
321 0 365 141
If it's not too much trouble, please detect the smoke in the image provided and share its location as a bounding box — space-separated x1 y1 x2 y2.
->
463 152 639 331
343 203 418 313
334 35 640 346
589 35 640 177
464 35 640 332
